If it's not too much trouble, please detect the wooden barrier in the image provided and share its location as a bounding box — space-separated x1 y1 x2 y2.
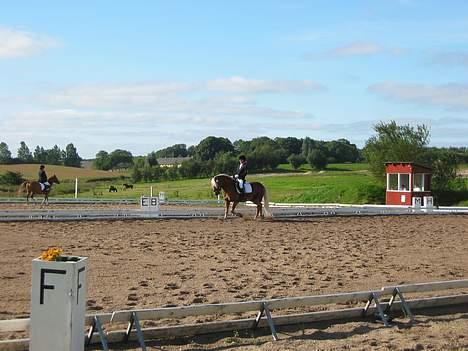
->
1 279 467 350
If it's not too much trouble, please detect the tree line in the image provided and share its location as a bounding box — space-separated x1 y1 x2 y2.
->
91 136 361 182
0 141 82 167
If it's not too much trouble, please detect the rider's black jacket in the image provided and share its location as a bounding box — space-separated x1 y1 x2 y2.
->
237 162 247 180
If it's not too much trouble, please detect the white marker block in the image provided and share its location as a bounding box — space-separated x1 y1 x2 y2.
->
140 196 160 212
423 196 434 208
412 197 422 208
159 191 166 204
30 256 88 351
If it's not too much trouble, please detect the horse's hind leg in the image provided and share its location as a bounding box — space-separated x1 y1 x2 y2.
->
254 203 263 219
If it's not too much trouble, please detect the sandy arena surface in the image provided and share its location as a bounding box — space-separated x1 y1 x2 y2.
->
0 209 467 350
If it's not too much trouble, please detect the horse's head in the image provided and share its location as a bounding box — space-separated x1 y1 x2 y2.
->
211 176 222 195
49 174 60 184
211 174 236 196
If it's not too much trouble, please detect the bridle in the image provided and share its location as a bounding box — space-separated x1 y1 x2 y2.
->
212 177 221 196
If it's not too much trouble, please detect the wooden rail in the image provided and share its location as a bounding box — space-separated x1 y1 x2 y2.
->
1 279 467 350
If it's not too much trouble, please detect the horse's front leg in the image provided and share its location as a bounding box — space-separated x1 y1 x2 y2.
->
224 200 230 219
231 201 242 217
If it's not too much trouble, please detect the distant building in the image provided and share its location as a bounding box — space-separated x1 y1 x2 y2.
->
157 157 192 167
80 160 94 169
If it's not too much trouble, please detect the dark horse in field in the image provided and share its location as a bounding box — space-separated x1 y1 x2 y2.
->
211 174 271 219
18 175 60 205
122 183 133 190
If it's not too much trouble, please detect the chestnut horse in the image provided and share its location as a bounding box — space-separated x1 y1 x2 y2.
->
18 174 60 205
210 174 271 219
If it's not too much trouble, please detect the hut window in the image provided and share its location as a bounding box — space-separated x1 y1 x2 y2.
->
399 174 410 191
424 174 431 191
388 174 398 190
413 174 424 191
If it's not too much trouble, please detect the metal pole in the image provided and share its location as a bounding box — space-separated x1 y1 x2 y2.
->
75 178 78 199
150 186 153 197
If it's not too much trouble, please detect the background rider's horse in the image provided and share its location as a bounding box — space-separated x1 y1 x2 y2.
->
17 175 60 205
211 174 271 219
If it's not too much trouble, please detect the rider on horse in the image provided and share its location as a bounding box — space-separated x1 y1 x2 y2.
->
234 155 248 194
38 165 50 192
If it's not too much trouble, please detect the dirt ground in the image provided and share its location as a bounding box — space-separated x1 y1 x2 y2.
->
0 209 467 350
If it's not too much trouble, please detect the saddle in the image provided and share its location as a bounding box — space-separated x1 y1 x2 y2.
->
235 180 252 194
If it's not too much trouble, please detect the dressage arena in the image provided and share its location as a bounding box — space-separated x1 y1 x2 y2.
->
0 201 467 350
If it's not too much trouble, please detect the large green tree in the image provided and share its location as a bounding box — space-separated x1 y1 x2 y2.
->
109 149 133 169
363 121 430 178
275 137 303 158
325 139 360 163
33 146 47 164
17 141 33 163
45 145 63 165
155 144 188 158
307 149 328 170
63 143 82 167
0 142 12 164
93 150 112 170
194 136 234 161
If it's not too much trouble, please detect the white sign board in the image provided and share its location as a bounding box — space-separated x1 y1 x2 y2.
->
158 191 166 204
30 256 88 351
412 197 422 208
140 196 160 211
424 196 434 209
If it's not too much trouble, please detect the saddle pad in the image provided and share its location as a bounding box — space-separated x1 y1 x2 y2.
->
40 183 45 191
244 182 253 193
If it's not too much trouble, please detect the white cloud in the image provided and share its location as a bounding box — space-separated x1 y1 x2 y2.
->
0 26 58 58
332 42 383 57
206 76 324 93
431 51 468 67
46 82 193 107
305 42 407 60
369 81 468 109
0 77 325 156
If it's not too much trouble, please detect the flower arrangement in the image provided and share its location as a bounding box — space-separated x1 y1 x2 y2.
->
40 247 63 261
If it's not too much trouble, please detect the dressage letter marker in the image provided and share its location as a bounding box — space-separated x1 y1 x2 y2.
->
30 256 88 351
140 196 160 212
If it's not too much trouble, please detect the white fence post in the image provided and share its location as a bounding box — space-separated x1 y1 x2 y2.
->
74 178 78 199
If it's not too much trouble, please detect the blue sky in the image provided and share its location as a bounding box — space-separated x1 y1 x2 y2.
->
1 1 468 158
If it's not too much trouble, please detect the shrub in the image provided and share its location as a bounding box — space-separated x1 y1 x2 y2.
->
0 171 25 185
307 149 328 170
287 154 306 170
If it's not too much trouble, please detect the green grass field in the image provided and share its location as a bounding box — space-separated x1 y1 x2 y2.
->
276 162 370 173
72 163 383 204
2 162 467 205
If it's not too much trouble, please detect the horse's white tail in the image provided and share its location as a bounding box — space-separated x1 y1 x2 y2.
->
263 186 273 217
18 181 28 195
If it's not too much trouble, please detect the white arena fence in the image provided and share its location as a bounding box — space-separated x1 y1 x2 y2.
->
0 202 467 222
1 279 467 350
